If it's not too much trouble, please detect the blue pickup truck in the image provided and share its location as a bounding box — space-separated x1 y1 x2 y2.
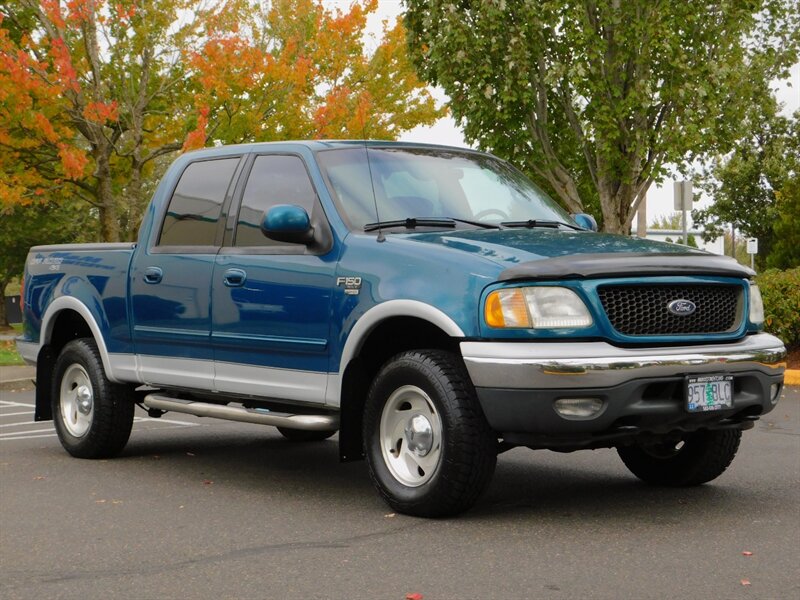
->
17 141 786 517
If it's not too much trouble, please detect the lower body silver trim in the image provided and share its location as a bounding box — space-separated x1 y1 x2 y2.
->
461 333 786 390
15 339 38 365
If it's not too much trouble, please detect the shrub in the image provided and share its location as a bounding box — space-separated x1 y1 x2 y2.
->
757 268 800 349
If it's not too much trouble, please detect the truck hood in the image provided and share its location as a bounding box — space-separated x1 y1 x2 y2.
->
398 229 752 279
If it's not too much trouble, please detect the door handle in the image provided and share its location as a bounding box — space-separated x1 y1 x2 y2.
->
223 268 247 287
143 266 163 284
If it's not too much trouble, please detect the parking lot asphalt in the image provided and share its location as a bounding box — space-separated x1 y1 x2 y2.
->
1 386 798 600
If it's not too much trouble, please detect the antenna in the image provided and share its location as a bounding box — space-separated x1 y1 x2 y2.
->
359 98 384 242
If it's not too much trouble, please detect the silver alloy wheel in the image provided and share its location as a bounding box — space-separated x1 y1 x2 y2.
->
379 385 443 487
59 363 94 437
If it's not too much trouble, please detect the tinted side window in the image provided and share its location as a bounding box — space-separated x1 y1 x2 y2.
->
158 158 240 246
235 155 317 247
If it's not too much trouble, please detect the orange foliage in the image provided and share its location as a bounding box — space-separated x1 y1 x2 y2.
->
185 0 441 147
1 0 441 216
83 101 120 124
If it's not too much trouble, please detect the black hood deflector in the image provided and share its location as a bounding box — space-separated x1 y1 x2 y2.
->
498 252 755 281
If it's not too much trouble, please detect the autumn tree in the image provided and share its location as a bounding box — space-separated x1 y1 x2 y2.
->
2 1 441 243
183 0 442 149
0 0 210 241
404 0 800 233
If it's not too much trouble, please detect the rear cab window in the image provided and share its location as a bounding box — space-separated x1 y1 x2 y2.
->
157 157 241 248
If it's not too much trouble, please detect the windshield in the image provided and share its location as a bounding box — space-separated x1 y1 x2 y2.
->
316 147 575 231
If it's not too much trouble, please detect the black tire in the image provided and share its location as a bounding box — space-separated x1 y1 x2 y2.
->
363 350 497 517
52 338 135 459
617 429 742 486
276 427 337 442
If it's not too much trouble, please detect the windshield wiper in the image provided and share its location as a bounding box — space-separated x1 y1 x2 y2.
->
447 217 501 229
500 219 584 231
364 218 457 232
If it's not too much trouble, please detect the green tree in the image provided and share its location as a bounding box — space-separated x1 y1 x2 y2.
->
693 106 798 269
0 200 90 327
404 0 800 233
767 176 800 268
650 212 698 248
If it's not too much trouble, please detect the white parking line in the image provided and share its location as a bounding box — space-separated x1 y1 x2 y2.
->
0 433 58 441
0 397 200 442
0 401 35 408
134 416 200 427
0 427 55 438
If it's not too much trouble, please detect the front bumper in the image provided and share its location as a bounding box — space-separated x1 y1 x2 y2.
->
461 333 786 446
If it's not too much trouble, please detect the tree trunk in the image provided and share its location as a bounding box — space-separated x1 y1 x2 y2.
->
122 158 143 241
0 278 9 328
95 150 119 243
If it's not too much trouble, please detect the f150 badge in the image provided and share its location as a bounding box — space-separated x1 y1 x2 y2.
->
337 276 362 295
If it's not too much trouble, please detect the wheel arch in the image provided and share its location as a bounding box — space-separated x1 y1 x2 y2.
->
34 297 117 422
336 301 466 462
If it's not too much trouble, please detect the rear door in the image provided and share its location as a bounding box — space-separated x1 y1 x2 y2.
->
211 153 336 404
130 156 242 390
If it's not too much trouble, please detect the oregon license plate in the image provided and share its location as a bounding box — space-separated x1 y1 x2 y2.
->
686 374 733 412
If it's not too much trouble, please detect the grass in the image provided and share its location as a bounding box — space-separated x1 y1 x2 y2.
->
0 340 24 366
0 324 24 366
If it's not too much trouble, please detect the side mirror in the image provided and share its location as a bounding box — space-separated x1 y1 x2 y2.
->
261 204 315 245
571 213 598 231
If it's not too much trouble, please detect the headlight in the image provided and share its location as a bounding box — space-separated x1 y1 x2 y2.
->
485 287 593 329
749 283 764 326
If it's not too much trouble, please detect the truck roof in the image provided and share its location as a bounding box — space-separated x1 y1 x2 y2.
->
181 139 486 158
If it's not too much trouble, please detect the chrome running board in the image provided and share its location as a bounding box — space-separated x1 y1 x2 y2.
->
142 394 338 431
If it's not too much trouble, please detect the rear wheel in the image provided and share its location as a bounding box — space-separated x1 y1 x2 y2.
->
363 350 497 517
276 427 337 442
52 339 135 459
617 429 741 486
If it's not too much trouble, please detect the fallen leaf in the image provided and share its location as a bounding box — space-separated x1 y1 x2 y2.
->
406 594 423 600
741 579 751 586
203 480 213 485
742 551 753 556
33 476 46 481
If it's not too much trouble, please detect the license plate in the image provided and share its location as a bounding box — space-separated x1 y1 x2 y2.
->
686 374 733 412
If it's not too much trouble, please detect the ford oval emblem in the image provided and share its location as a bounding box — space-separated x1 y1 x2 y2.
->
667 299 696 316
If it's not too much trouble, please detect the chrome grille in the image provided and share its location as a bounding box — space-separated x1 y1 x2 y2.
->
597 285 741 336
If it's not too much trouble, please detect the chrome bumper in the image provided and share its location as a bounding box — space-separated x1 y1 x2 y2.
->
461 333 786 390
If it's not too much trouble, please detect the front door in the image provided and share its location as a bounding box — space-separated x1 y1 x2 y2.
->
211 153 336 404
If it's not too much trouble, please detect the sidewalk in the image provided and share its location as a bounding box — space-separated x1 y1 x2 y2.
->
0 364 36 392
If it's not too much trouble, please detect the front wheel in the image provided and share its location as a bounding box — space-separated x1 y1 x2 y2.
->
363 350 497 517
52 339 135 459
617 429 742 486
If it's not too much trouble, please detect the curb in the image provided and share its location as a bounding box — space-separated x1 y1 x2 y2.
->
785 369 800 387
0 378 35 392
